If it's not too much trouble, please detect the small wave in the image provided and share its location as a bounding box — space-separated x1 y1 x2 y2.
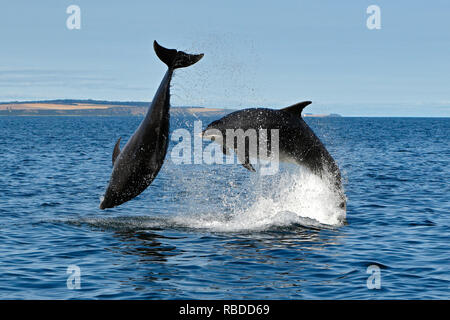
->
59 213 333 234
40 201 62 207
169 211 335 232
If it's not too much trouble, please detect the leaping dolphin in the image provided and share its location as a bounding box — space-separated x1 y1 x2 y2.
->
202 101 346 209
100 41 203 209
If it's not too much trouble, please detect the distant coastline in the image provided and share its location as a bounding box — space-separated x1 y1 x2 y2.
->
0 99 341 117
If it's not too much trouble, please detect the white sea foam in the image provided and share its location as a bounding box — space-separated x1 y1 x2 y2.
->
170 166 347 232
71 166 346 233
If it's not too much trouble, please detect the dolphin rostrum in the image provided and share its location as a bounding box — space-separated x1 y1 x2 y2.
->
100 41 204 209
202 101 346 209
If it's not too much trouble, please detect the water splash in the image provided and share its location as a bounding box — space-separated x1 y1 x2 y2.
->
67 166 346 233
171 166 346 232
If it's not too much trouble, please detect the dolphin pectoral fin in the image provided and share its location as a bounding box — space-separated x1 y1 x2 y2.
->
222 146 231 156
239 155 256 172
154 41 204 69
281 101 312 116
236 151 256 172
112 137 121 165
225 147 255 171
241 161 256 172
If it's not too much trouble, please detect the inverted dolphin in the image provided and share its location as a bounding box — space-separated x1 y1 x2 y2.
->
100 41 203 209
202 101 346 209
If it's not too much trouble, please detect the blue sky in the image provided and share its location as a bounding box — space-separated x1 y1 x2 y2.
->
0 0 449 116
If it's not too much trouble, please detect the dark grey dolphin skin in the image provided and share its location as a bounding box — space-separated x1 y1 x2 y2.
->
100 41 203 209
202 101 346 209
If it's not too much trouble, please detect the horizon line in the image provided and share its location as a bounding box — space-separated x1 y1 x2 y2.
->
0 98 448 118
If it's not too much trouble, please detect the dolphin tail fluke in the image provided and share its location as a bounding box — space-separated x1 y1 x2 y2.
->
154 41 204 69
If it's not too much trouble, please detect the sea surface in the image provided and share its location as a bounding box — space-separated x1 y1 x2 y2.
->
0 115 448 299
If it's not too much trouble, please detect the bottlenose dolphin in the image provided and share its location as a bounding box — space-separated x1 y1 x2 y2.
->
100 41 203 209
202 101 346 209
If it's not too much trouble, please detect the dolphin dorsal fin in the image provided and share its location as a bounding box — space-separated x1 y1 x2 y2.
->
112 137 121 165
281 101 312 116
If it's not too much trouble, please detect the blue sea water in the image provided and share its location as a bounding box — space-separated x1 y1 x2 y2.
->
0 115 448 299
